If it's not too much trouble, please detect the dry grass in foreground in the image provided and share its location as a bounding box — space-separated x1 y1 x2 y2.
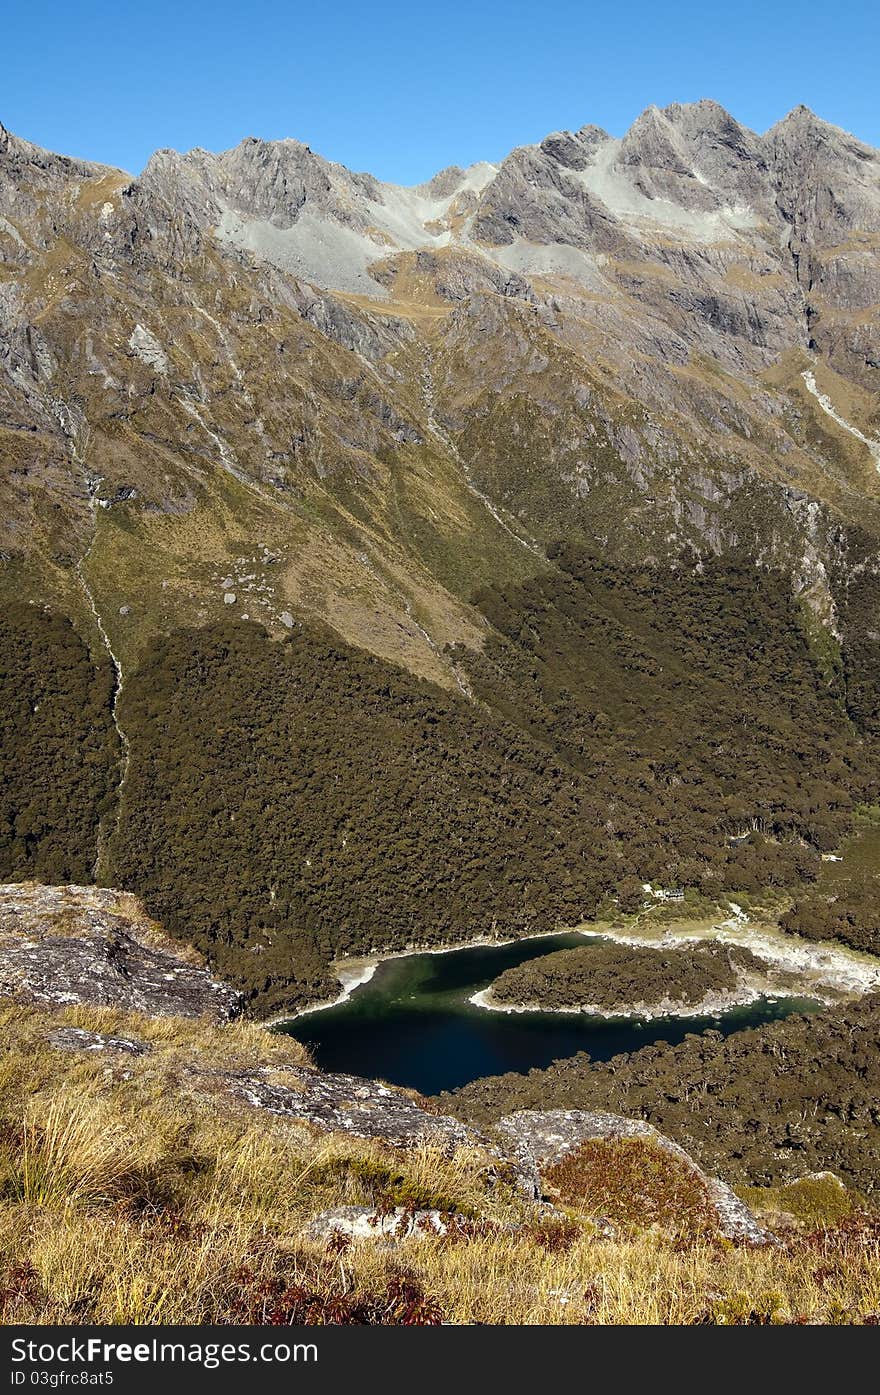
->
1 1002 879 1326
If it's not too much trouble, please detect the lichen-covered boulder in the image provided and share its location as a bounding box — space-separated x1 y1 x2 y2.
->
493 1108 769 1243
0 884 242 1021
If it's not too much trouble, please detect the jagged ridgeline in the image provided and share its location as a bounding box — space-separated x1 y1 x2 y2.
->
0 604 120 882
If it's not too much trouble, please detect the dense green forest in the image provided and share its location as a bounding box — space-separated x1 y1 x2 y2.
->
1 549 876 1012
0 605 119 884
486 941 762 1011
781 886 880 956
456 545 875 870
107 620 618 1011
440 994 880 1193
830 526 880 737
105 550 874 1012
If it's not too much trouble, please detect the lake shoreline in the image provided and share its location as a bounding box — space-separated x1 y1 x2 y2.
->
468 983 813 1021
267 924 583 1026
270 898 880 1029
270 919 836 1095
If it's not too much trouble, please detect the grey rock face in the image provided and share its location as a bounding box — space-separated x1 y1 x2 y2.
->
140 139 345 235
301 1205 451 1245
472 142 629 255
764 105 880 239
0 122 119 192
0 884 242 1021
48 1025 151 1055
540 130 596 172
224 1062 494 1154
416 165 468 199
617 103 772 215
661 100 772 207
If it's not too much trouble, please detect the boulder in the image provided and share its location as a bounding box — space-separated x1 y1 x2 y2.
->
493 1108 769 1243
301 1205 450 1245
48 1025 151 1055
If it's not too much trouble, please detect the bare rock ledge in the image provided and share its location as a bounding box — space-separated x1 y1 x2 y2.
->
0 884 242 1022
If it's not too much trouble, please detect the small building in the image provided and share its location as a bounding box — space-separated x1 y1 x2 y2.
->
645 885 685 903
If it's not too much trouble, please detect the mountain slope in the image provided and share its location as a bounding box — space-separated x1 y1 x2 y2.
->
2 101 880 689
2 102 880 1004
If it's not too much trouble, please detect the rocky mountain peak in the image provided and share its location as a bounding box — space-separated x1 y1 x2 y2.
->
0 119 121 184
1 96 879 705
619 103 692 170
771 103 837 137
661 99 765 168
764 104 880 169
539 128 600 171
613 101 771 214
764 105 880 240
415 164 467 197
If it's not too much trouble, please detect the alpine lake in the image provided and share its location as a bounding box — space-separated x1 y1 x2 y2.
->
277 929 818 1095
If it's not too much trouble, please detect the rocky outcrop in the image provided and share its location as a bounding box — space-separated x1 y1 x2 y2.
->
0 884 241 1021
48 1025 151 1054
301 1205 453 1245
219 1072 768 1239
211 1061 547 1195
492 1109 769 1243
221 1063 487 1155
183 1061 765 1239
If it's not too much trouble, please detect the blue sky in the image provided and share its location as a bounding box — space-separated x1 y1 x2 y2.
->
6 0 880 181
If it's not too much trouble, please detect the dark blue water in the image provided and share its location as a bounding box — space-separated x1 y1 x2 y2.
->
277 932 819 1095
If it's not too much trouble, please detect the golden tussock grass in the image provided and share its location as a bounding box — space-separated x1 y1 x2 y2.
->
1 1002 878 1326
